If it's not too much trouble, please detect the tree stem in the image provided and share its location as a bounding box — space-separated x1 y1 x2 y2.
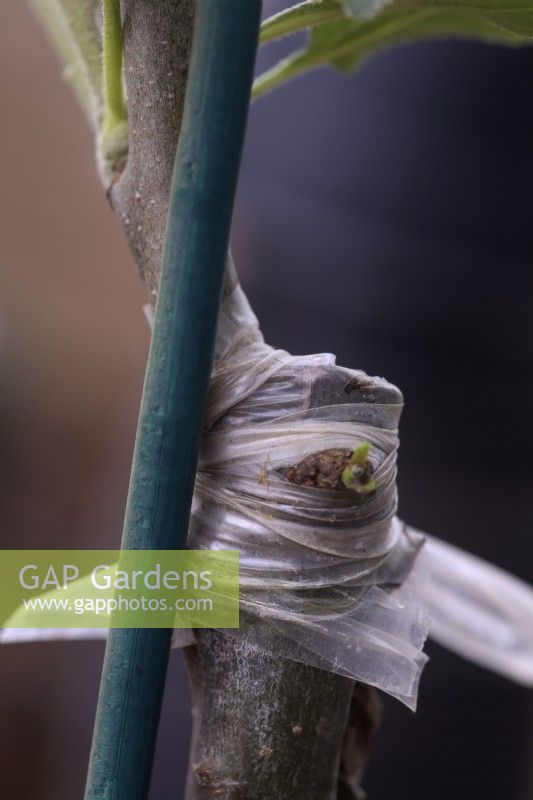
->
184 631 356 800
83 3 262 798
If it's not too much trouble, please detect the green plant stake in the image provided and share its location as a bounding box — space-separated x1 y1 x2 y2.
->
83 2 262 798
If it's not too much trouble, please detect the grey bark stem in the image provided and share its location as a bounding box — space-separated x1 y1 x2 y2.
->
184 631 355 800
111 0 195 298
108 3 380 798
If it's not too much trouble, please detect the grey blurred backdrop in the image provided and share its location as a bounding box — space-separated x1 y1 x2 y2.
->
1 1 532 798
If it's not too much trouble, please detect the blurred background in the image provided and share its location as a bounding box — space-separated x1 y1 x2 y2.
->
1 1 532 798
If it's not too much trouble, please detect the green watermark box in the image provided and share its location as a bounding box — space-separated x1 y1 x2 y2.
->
0 550 239 629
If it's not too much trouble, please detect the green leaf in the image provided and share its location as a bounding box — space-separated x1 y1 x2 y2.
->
27 0 103 130
350 440 371 467
260 0 344 43
28 1 128 182
343 0 393 20
254 0 533 97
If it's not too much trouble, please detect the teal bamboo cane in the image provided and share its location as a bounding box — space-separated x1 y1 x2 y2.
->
84 2 262 798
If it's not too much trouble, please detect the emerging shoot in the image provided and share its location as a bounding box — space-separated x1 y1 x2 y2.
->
341 441 376 494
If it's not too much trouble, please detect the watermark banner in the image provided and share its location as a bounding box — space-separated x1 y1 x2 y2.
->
0 550 239 629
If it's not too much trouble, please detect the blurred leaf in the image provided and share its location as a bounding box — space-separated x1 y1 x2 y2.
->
260 0 344 43
254 0 533 97
28 0 103 129
343 0 393 20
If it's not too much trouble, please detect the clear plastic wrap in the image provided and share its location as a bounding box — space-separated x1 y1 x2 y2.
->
413 533 533 686
187 260 533 707
3 259 533 709
185 261 430 708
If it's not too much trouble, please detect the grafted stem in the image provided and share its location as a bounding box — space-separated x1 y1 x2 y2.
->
29 1 385 796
